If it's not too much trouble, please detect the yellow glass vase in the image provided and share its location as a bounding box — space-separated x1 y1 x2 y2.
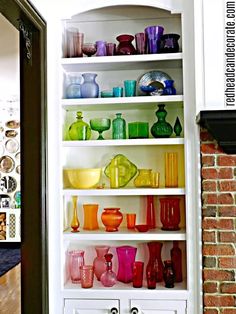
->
165 152 178 187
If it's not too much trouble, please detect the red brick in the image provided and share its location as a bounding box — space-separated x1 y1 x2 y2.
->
217 155 236 166
219 206 236 217
202 168 218 179
203 231 216 242
204 295 235 307
203 193 218 205
204 310 219 314
204 282 218 293
218 193 234 204
202 155 216 167
219 257 236 268
200 129 214 141
218 168 233 179
202 218 234 230
203 269 235 281
203 181 217 192
203 206 217 217
219 232 236 243
203 244 235 256
218 181 236 192
220 283 236 294
201 143 224 154
221 309 236 314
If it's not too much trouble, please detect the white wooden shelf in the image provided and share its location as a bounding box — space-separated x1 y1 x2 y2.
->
63 227 186 241
62 188 185 196
61 53 183 72
62 95 184 111
62 138 184 147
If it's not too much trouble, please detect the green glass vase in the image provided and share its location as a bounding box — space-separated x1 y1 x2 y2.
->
151 104 173 138
68 111 91 140
173 117 182 137
112 113 126 139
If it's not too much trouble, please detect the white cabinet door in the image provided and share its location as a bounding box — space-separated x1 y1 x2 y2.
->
64 299 119 314
131 299 186 314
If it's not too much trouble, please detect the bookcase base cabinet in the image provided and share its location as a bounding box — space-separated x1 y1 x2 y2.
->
64 299 186 314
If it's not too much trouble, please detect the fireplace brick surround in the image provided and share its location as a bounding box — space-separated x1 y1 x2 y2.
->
200 128 236 314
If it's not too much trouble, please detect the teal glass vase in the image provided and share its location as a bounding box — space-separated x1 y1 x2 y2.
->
151 104 173 138
68 111 91 140
112 113 126 139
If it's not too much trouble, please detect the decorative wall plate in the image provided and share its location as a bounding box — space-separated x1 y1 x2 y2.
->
0 176 17 193
16 165 21 174
5 130 18 138
5 120 20 129
15 152 20 162
5 139 19 154
0 156 15 173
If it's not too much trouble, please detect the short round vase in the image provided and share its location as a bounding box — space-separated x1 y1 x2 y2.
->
162 80 176 95
93 245 110 281
101 208 123 232
80 73 99 98
151 104 173 138
116 34 136 55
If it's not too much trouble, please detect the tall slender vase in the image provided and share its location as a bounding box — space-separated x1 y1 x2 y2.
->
71 195 80 232
146 195 156 229
68 250 85 283
171 241 183 282
93 245 110 280
80 73 99 98
146 242 164 286
116 245 137 283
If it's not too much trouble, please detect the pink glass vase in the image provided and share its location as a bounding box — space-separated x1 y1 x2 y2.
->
146 195 156 229
93 245 110 281
68 250 85 284
116 245 137 283
80 265 94 288
160 197 180 231
100 253 117 287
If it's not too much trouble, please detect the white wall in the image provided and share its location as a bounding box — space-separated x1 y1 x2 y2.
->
0 13 19 100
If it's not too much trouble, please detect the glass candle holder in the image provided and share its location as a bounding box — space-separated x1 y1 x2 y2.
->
68 250 85 284
165 152 178 187
83 203 99 230
80 265 94 288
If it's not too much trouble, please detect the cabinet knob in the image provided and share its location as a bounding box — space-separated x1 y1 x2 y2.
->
110 307 119 314
131 307 139 314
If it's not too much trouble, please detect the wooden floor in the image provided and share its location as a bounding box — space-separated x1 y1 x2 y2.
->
0 263 21 314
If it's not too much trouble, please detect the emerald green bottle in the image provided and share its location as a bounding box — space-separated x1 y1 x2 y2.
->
68 111 91 140
151 104 173 138
112 113 126 139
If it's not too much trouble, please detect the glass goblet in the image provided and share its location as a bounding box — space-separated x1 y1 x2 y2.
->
90 118 111 140
82 43 97 57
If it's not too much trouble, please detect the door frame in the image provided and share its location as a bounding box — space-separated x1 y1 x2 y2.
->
0 1 47 313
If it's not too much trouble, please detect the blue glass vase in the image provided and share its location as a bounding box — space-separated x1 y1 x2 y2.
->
162 80 176 95
66 75 82 99
80 73 99 98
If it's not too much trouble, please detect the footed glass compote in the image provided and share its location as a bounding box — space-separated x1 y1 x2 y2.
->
90 118 111 140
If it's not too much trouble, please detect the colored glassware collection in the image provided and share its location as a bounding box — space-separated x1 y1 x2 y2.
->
67 241 183 289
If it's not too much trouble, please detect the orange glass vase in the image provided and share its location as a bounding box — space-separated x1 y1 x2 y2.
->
101 208 123 232
83 204 99 230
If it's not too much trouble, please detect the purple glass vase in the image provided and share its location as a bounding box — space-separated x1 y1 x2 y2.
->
96 40 107 56
116 245 137 283
145 25 164 54
80 73 99 98
93 245 110 281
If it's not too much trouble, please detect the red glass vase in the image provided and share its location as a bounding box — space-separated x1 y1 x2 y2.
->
146 195 156 229
160 197 180 231
171 241 183 282
163 260 175 288
146 241 164 288
116 34 136 55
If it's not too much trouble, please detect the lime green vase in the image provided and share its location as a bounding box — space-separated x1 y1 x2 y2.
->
68 111 91 140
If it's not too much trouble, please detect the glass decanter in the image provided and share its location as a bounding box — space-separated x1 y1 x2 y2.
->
100 253 117 287
68 111 91 140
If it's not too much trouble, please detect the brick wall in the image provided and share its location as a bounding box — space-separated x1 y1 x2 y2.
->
200 128 236 314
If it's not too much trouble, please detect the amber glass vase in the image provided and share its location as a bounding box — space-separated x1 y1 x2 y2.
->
165 152 178 187
83 204 99 230
71 195 80 232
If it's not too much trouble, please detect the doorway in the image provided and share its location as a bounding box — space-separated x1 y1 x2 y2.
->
0 1 47 313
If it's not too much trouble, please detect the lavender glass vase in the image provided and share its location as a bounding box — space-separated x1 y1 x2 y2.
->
80 73 99 98
116 245 137 283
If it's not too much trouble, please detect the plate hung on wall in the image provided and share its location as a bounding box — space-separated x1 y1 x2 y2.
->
5 130 18 138
0 156 15 173
0 176 17 193
5 120 20 129
0 144 4 157
5 139 19 154
15 152 20 162
16 165 21 174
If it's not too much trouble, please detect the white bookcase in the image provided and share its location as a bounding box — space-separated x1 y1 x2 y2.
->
46 1 201 313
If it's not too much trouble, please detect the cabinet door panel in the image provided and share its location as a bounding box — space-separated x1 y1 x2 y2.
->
64 299 119 314
131 299 186 314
